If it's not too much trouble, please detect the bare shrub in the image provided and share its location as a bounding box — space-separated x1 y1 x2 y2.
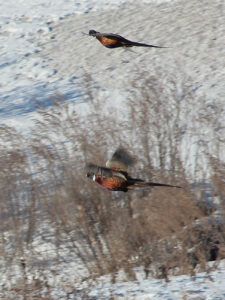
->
0 73 224 298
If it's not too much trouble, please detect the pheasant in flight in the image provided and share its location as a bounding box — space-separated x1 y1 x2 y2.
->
88 30 167 49
86 148 181 192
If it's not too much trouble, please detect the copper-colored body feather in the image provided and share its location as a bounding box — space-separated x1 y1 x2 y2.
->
86 148 181 192
88 30 168 49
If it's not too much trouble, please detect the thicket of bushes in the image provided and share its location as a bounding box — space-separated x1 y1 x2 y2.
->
0 75 224 298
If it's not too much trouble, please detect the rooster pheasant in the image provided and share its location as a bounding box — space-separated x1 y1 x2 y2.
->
88 30 167 49
86 148 181 192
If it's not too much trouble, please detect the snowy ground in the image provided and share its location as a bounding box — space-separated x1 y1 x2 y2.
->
2 0 225 127
0 0 139 126
1 0 224 167
88 264 225 300
1 0 225 298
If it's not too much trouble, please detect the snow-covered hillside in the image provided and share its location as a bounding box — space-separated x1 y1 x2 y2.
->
88 264 225 299
1 0 224 168
1 0 225 298
0 0 149 125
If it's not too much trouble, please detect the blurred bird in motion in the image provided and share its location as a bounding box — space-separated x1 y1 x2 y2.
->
86 148 181 192
88 29 168 49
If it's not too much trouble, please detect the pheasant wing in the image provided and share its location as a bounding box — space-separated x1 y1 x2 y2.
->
106 147 135 172
86 163 127 181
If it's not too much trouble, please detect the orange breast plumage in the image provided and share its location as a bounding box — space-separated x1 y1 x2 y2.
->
96 176 125 190
98 36 118 46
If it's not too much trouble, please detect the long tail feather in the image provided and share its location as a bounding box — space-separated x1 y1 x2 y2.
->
128 41 168 48
146 182 181 188
128 181 181 189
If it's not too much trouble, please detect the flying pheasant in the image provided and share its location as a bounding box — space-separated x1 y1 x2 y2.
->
86 148 181 192
88 30 167 49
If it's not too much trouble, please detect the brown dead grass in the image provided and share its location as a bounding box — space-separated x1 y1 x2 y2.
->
0 75 224 298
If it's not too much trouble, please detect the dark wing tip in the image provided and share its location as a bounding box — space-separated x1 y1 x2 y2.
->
112 147 135 166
